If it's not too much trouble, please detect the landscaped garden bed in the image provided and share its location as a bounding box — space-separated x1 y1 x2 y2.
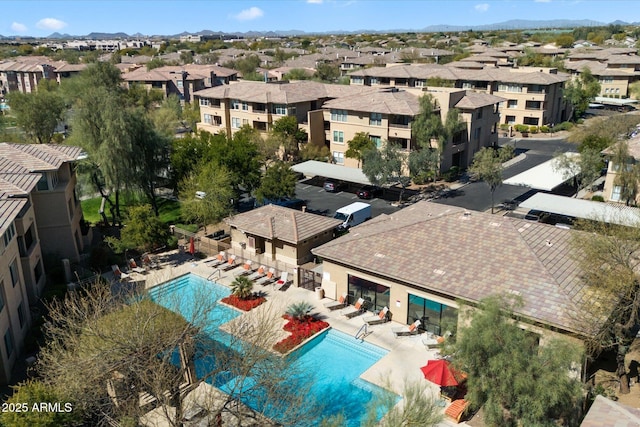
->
274 312 329 354
221 294 266 311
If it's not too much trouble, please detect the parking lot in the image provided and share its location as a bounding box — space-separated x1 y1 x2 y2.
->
295 178 401 219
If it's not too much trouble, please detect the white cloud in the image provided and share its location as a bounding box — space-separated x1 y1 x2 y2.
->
11 22 27 32
475 3 490 12
233 7 264 21
36 18 68 31
307 0 323 3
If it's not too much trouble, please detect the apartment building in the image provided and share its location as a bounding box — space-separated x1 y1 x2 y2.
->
602 133 640 204
0 56 60 95
348 64 571 127
122 64 238 103
0 143 87 263
194 80 374 138
322 86 502 171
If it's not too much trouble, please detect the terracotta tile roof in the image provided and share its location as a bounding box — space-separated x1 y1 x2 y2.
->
0 173 40 199
0 143 84 172
322 88 421 115
227 205 341 244
580 395 640 427
312 201 589 334
0 198 27 237
454 91 505 109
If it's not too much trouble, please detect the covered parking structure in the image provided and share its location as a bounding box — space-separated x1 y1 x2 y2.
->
518 193 640 227
291 160 372 186
504 153 580 192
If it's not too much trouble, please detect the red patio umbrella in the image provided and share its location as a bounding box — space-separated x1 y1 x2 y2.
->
420 359 464 387
189 236 195 255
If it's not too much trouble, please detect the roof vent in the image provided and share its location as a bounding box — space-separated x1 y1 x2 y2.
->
433 269 446 275
508 289 521 296
545 239 553 247
374 253 386 258
460 211 471 220
490 222 501 227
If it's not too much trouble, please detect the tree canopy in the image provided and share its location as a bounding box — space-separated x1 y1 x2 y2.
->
467 146 513 213
564 67 601 120
345 132 376 167
255 161 298 202
179 164 235 230
362 141 410 201
448 297 583 427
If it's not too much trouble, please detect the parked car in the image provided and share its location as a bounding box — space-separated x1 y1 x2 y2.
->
323 179 347 193
357 185 382 199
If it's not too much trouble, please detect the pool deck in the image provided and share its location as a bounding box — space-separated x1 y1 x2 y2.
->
131 254 471 426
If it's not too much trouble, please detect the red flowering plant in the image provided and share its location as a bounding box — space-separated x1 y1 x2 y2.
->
221 275 266 311
274 302 329 353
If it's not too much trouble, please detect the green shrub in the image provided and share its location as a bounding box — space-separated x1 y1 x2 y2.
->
539 125 550 133
514 124 529 133
529 126 539 134
499 123 510 131
412 171 435 185
167 235 179 249
591 195 605 202
442 166 461 182
552 121 574 132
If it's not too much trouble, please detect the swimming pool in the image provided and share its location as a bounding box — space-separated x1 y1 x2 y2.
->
150 273 394 426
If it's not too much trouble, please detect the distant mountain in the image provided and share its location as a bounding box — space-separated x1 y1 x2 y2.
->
47 32 73 39
85 32 130 39
422 19 605 32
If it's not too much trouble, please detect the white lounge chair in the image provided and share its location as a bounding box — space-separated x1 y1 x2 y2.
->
220 255 237 271
392 320 422 338
255 268 276 286
204 251 226 267
233 260 254 276
128 258 146 274
324 292 348 311
142 253 160 269
247 265 266 281
342 298 366 319
273 272 289 290
111 265 130 281
363 306 389 326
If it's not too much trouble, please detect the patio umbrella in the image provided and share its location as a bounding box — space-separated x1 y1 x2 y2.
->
420 359 463 387
189 236 195 255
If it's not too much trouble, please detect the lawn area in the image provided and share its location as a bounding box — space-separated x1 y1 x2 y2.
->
81 195 184 226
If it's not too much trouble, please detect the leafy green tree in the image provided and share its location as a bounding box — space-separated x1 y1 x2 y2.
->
255 161 298 202
284 68 312 80
468 147 511 213
408 147 440 184
553 149 604 197
151 94 182 137
630 81 640 100
362 141 410 201
449 296 583 427
105 204 169 254
314 63 340 83
571 217 640 395
345 132 376 167
612 141 640 206
231 275 254 300
169 132 215 193
146 57 166 70
198 52 219 65
126 83 165 111
300 143 330 161
555 34 576 48
179 163 234 231
7 79 66 144
180 50 194 64
267 116 308 162
564 67 601 120
0 380 82 427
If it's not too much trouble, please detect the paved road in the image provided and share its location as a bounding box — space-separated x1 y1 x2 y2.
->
433 136 578 213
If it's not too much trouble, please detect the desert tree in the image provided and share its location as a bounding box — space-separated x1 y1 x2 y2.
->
564 67 601 120
553 149 604 197
611 141 640 206
104 204 170 255
447 296 584 426
255 161 298 203
345 132 376 168
467 146 513 213
362 141 411 201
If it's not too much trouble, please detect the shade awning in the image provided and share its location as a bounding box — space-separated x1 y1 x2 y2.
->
504 153 579 191
291 160 372 185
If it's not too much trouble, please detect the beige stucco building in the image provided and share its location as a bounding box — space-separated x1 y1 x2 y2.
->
312 201 590 345
226 204 341 266
602 133 640 204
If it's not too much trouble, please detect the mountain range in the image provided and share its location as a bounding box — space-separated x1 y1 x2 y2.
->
1 19 639 40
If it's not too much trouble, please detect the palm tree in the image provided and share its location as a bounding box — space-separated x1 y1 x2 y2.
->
230 275 254 300
285 301 315 321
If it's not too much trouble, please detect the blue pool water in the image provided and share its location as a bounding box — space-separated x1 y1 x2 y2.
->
150 273 394 426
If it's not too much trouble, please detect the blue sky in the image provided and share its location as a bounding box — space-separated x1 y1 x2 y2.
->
1 1 638 37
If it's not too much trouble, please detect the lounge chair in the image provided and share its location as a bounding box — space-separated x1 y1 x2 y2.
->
324 292 348 311
444 399 470 423
255 268 276 286
204 251 226 267
128 258 146 274
342 298 366 319
142 253 160 269
363 306 389 326
422 332 440 349
392 320 422 338
247 265 266 281
273 272 289 290
233 260 254 276
220 255 237 271
111 265 130 282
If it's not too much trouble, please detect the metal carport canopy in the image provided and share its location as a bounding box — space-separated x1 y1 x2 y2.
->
519 193 640 227
503 153 579 191
291 160 372 185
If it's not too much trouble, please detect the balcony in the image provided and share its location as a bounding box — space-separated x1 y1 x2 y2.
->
389 122 410 129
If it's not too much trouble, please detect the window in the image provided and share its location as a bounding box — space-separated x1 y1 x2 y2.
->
4 330 13 357
498 83 523 93
330 109 348 122
370 135 382 148
525 100 542 110
507 100 517 109
348 275 390 313
462 82 473 89
506 115 516 124
605 88 610 94
333 131 344 143
177 80 183 88
474 127 481 140
369 113 382 126
3 223 15 248
17 303 24 329
9 259 19 287
241 101 248 111
231 99 241 110
36 173 48 191
370 77 379 85
231 117 241 129
68 198 74 221
273 104 287 115
332 151 344 164
0 280 4 313
242 118 249 126
611 185 622 202
35 172 58 191
415 80 425 87
351 76 364 84
199 98 210 107
476 108 483 119
407 294 458 335
523 117 539 126
34 260 43 284
203 113 212 124
600 77 614 84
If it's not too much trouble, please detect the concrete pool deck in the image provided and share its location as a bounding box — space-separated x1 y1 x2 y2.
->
133 254 471 426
